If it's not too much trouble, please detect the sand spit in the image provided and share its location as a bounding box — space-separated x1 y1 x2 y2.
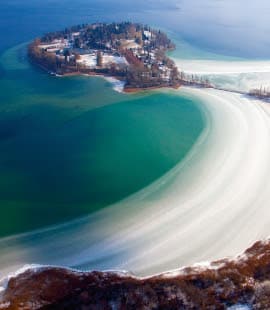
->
1 87 270 279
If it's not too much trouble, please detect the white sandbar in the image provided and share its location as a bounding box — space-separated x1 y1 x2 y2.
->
1 87 270 278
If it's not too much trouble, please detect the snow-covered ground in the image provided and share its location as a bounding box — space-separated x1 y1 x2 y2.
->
76 54 127 68
174 58 270 93
76 54 97 68
102 55 128 66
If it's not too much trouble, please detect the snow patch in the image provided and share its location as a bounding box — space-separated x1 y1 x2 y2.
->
227 304 251 310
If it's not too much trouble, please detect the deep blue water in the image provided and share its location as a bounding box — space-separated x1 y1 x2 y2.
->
1 0 270 58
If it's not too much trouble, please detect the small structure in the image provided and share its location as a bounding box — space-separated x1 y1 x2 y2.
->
97 51 103 67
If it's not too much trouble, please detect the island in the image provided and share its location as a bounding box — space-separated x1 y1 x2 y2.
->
28 22 182 92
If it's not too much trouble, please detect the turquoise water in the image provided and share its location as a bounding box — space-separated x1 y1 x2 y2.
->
1 0 270 279
5 0 263 238
0 42 204 237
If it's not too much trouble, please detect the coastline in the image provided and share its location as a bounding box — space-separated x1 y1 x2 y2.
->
3 43 270 280
3 34 268 308
35 65 181 94
123 83 181 93
49 69 182 93
2 87 270 280
2 238 270 308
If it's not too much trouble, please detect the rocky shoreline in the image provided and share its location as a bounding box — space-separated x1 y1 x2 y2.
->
1 238 270 309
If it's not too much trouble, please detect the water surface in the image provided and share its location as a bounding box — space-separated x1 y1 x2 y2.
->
0 41 204 236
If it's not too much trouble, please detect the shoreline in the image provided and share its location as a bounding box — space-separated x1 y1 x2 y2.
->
59 69 270 101
3 42 270 302
1 234 269 288
2 87 270 280
41 60 270 100
50 69 182 93
123 83 181 93
1 238 270 308
3 49 270 280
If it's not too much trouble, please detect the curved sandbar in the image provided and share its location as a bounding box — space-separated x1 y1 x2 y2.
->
1 87 270 279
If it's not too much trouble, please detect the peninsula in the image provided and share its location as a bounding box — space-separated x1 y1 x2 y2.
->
28 22 182 91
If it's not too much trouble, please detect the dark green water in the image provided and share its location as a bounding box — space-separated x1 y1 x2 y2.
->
0 41 204 237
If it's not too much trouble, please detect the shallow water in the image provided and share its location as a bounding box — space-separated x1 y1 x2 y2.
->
0 36 204 237
1 0 270 279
